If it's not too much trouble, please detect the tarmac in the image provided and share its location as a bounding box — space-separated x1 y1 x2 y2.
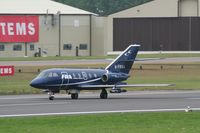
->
0 90 200 117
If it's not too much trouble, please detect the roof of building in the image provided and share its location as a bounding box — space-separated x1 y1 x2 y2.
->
0 0 94 15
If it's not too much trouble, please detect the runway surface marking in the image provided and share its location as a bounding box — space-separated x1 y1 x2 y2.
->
0 97 41 100
187 98 200 100
0 102 69 107
1 108 200 118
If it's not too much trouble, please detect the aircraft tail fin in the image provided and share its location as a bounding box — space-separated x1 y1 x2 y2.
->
105 44 140 74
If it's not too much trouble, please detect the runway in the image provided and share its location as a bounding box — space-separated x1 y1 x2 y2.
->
0 90 200 117
1 57 200 66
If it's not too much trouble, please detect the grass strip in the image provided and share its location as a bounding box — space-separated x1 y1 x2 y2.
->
0 112 200 133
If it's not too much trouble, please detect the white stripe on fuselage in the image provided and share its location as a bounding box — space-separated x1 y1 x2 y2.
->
64 78 102 86
48 78 102 87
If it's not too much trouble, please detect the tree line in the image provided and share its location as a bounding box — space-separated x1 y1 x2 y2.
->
54 0 152 16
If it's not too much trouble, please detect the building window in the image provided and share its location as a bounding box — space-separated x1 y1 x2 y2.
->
79 44 87 50
13 44 22 51
0 45 5 51
30 44 35 51
63 44 72 50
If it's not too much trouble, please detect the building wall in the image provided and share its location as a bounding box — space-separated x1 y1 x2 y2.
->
91 16 108 56
34 15 59 57
0 14 91 57
60 15 90 56
179 0 198 16
0 43 25 57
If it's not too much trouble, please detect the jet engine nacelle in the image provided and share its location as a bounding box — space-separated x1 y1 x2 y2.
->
101 73 129 83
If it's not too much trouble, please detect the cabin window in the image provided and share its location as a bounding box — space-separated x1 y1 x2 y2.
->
88 73 92 78
78 73 82 79
72 73 76 79
93 73 97 78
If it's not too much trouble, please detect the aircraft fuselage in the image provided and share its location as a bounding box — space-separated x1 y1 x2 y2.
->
30 68 129 91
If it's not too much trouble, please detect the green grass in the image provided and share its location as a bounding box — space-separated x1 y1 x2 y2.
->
0 72 39 94
0 112 200 133
0 56 110 61
137 53 200 58
127 64 200 90
0 53 200 61
0 64 200 95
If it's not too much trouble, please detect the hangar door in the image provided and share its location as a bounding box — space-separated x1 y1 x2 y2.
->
113 17 200 51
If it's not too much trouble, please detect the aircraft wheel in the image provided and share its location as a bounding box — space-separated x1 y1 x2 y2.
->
71 93 78 99
100 89 108 99
49 96 54 100
100 93 107 99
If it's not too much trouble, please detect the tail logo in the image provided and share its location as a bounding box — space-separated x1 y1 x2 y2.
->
124 50 132 56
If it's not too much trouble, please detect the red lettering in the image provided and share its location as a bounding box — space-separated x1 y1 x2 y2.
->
0 16 39 42
0 22 36 36
0 66 14 76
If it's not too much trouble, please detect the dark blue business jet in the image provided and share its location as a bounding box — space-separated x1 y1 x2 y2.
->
30 44 171 100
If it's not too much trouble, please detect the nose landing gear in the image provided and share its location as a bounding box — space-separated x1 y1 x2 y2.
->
48 91 55 100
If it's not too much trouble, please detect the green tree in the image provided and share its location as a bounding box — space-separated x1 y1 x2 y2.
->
54 0 152 16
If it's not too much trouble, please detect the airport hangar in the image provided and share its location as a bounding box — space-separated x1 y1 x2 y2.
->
0 0 106 57
1 0 200 58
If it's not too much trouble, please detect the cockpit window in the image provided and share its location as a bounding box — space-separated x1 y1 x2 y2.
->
52 72 59 77
37 71 47 78
37 71 59 78
48 72 53 77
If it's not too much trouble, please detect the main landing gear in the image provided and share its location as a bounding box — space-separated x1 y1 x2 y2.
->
69 89 79 100
71 93 79 99
100 89 108 99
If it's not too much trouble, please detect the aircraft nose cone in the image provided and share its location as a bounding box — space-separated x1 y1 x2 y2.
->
30 80 36 88
30 79 40 88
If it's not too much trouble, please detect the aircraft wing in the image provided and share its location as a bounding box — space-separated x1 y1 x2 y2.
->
135 58 164 61
79 84 174 88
